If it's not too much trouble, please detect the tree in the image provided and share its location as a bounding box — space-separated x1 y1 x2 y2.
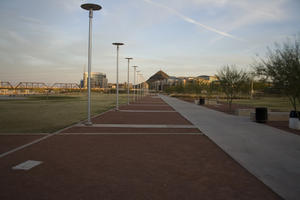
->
254 37 300 111
203 81 219 101
216 65 249 112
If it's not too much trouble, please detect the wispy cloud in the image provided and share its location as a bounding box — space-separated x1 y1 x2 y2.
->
143 0 241 40
20 16 43 24
207 0 288 44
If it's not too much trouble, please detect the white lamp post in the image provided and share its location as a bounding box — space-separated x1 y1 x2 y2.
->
132 66 138 102
136 70 140 100
81 3 101 125
139 73 143 99
125 57 133 105
112 42 124 111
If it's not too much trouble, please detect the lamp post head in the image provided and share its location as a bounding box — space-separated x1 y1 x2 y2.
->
81 3 102 11
113 42 124 46
132 66 138 68
125 57 133 60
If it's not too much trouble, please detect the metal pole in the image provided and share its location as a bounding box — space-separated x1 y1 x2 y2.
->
116 45 119 110
139 76 141 100
127 59 130 104
142 76 145 97
136 73 139 101
142 77 144 98
141 76 144 98
81 3 101 125
125 58 132 105
112 43 124 111
87 9 93 125
251 78 254 99
136 70 140 101
133 67 136 101
139 74 142 99
140 76 143 99
132 66 137 102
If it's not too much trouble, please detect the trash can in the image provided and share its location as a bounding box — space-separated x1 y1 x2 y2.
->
289 111 300 130
255 107 268 123
199 98 205 105
289 111 300 118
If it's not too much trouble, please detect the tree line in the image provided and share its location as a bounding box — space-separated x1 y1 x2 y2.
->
165 36 300 112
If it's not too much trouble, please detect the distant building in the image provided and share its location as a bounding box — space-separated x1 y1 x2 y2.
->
82 72 108 88
107 83 116 89
197 75 217 82
107 82 131 89
146 70 217 91
146 70 170 90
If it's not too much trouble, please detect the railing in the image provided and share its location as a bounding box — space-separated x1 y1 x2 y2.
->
0 81 14 89
0 81 80 90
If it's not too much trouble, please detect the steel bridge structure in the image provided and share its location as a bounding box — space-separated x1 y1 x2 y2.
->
0 81 14 89
51 83 80 89
0 81 80 91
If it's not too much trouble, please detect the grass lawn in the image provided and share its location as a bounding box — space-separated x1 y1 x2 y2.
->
169 93 299 112
218 97 299 112
0 93 130 133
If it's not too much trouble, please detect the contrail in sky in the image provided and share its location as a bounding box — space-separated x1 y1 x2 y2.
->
143 0 241 40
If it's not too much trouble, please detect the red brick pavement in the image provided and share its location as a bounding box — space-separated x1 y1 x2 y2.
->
0 135 43 154
0 95 281 200
0 135 280 200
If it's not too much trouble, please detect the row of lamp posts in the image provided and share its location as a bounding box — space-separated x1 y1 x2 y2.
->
81 3 145 125
112 45 144 110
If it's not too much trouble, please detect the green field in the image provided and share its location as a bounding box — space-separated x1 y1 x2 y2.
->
0 93 130 133
170 93 299 112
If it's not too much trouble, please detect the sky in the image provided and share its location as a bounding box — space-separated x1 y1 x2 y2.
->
0 0 299 84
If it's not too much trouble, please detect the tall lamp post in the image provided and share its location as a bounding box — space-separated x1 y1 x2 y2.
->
136 70 140 101
81 3 101 125
132 66 138 102
139 73 143 99
112 43 124 111
141 73 145 98
125 57 133 105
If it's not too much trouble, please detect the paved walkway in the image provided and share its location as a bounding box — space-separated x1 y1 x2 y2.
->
161 95 300 200
0 95 281 199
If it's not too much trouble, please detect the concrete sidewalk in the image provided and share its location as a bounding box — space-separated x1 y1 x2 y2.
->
161 95 300 200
